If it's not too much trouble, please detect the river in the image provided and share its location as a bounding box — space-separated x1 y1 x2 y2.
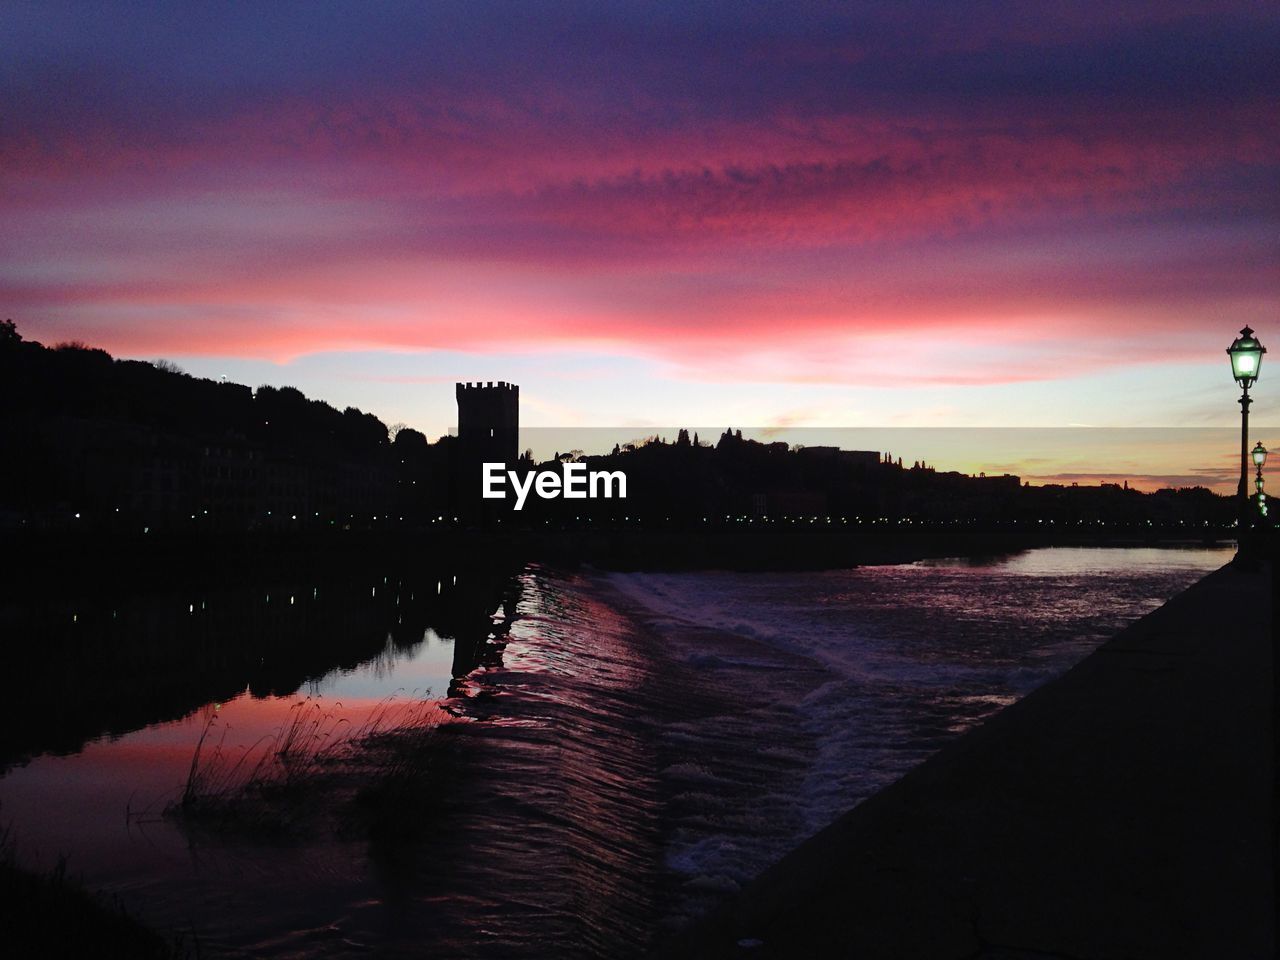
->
0 545 1232 957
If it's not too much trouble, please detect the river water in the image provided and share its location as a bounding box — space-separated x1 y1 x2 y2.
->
0 546 1232 957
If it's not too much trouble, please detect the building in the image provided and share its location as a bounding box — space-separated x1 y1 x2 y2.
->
454 381 520 519
456 381 519 464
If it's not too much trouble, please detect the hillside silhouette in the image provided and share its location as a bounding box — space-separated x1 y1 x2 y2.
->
0 320 1231 536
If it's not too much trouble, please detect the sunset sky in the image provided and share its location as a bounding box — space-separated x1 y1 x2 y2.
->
3 2 1277 488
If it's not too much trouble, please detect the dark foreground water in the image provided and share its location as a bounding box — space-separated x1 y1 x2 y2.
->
0 546 1232 957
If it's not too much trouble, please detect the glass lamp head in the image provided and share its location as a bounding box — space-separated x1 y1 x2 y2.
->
1252 442 1268 468
1228 326 1265 387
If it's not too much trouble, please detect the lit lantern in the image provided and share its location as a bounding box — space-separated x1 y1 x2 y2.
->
1227 326 1266 388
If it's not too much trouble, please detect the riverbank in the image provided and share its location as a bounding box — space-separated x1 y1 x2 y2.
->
654 560 1275 959
0 856 186 959
1 524 1235 587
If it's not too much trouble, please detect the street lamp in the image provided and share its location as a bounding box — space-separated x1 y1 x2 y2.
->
1227 327 1266 527
1253 441 1268 518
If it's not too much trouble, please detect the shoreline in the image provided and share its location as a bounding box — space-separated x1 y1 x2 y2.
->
652 560 1275 959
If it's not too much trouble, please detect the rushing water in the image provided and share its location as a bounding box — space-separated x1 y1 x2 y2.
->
0 546 1232 957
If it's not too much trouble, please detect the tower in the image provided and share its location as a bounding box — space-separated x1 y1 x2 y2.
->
456 381 519 463
454 381 519 519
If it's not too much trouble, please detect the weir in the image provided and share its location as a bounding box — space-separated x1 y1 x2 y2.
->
657 560 1275 959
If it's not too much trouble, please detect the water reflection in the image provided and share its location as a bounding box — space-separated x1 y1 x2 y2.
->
0 553 524 956
0 559 518 771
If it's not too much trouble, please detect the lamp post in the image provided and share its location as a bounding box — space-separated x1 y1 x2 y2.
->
1253 441 1268 519
1228 327 1266 529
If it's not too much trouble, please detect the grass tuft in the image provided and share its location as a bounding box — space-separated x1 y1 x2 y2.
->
168 695 451 842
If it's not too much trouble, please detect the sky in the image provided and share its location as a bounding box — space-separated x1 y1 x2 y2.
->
3 2 1278 489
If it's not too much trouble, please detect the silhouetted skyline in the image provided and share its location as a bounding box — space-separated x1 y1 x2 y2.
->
0 324 1232 535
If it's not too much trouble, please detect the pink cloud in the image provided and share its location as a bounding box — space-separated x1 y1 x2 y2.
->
4 64 1277 387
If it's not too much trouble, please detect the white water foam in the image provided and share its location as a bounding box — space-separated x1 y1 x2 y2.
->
607 546 1232 906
